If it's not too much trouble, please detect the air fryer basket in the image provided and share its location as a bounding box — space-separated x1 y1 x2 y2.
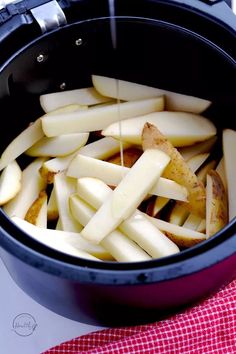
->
0 3 236 326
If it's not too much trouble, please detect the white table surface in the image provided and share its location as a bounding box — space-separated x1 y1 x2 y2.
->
0 258 104 354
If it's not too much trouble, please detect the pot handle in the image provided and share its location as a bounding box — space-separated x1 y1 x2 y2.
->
170 0 236 31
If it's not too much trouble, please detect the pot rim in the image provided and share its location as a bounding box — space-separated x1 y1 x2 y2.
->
1 209 236 285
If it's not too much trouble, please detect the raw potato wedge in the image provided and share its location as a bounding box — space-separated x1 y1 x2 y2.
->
146 215 206 248
150 153 208 220
142 123 206 218
183 213 202 231
12 217 101 261
31 195 47 228
92 75 211 113
40 87 111 112
67 154 188 201
223 129 236 221
26 133 89 157
169 203 189 226
107 147 142 167
0 160 22 206
197 219 206 233
46 104 88 117
167 156 215 225
77 178 179 257
3 158 47 218
47 187 59 220
54 172 83 232
69 195 151 262
197 160 217 185
146 197 169 217
89 101 117 109
0 103 86 171
40 151 83 183
179 136 217 161
78 137 131 160
41 97 164 137
46 104 88 114
102 111 216 146
25 190 47 228
216 158 227 191
206 170 228 238
40 137 131 183
55 218 63 231
0 119 44 171
177 153 210 223
187 153 210 173
81 149 170 243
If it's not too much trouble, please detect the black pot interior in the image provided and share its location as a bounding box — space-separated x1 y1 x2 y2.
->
0 16 235 269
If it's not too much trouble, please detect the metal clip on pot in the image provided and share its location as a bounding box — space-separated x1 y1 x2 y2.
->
30 0 67 33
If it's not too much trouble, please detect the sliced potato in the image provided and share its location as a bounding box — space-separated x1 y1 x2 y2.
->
81 149 170 243
40 87 111 113
41 97 164 137
40 137 132 183
77 178 179 257
0 160 22 206
92 75 211 113
197 219 206 233
121 211 180 258
102 111 216 146
79 137 131 160
67 154 187 201
179 136 217 161
3 158 47 218
142 123 206 217
187 153 209 173
0 103 86 171
107 147 142 167
146 197 169 217
222 129 236 221
55 217 63 231
206 170 228 238
54 173 83 232
89 101 117 109
26 133 89 157
46 104 88 115
0 119 44 171
215 158 227 191
169 203 189 226
167 153 214 225
197 160 217 185
182 213 202 231
148 153 208 220
25 191 47 228
12 217 102 261
146 215 206 248
69 195 151 262
47 187 59 220
40 152 82 184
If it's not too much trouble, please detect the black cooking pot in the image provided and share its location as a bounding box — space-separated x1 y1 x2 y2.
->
0 0 236 327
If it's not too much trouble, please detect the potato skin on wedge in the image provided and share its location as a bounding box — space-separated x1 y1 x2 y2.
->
206 170 228 238
165 231 205 248
142 123 206 218
25 190 47 226
107 148 142 167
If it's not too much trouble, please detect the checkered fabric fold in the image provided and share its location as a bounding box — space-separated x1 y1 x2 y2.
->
44 279 236 354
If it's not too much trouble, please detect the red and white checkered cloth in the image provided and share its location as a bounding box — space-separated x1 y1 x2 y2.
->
44 279 236 354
